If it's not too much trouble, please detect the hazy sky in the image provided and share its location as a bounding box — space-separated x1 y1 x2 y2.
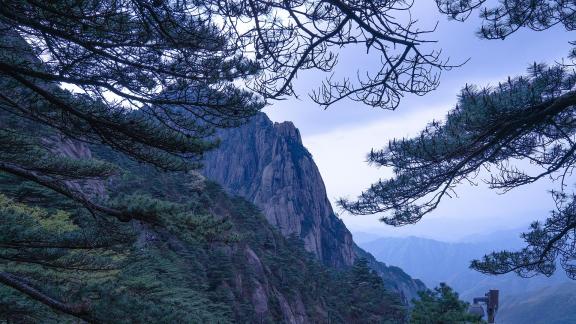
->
263 1 574 242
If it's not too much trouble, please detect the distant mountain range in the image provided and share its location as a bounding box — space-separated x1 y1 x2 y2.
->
356 232 575 323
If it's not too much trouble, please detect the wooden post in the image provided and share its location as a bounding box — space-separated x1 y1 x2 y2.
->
486 290 499 324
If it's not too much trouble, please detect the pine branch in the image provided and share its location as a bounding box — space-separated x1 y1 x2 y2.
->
0 272 94 322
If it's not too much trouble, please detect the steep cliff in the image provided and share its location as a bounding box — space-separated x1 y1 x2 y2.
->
0 31 413 321
1 130 408 322
203 113 426 301
203 113 354 268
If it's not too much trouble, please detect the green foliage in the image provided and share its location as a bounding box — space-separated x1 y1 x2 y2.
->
0 129 117 179
0 1 444 317
333 0 576 281
336 258 407 323
341 62 576 279
0 287 59 323
0 191 130 322
0 142 408 323
0 193 124 271
410 283 483 324
435 0 575 42
340 65 576 225
472 190 576 279
195 186 408 323
0 1 263 173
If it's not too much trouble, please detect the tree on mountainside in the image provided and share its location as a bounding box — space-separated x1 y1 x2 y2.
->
341 0 576 279
0 0 454 318
7 0 576 319
346 258 406 323
0 0 458 221
410 283 483 324
309 258 406 323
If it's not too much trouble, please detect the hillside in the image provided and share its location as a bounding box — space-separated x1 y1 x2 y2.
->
0 135 408 322
2 1 575 323
0 63 422 321
0 28 423 320
203 113 426 301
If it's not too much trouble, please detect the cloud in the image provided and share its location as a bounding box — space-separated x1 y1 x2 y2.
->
301 105 556 240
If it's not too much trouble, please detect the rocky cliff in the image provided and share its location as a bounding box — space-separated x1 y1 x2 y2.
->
203 113 426 301
203 113 354 268
0 31 415 322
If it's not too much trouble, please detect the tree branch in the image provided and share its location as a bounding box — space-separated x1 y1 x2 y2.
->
0 272 93 322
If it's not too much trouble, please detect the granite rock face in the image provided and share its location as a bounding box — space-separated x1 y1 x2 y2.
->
203 113 355 268
203 113 426 301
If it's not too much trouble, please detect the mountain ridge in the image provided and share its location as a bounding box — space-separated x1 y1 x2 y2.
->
17 131 409 323
203 112 426 301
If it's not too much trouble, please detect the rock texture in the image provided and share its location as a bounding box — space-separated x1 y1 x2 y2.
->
203 113 355 267
43 135 106 199
203 113 426 301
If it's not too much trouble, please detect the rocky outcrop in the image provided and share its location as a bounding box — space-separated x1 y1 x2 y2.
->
203 113 426 301
203 113 355 268
14 112 421 320
43 135 106 199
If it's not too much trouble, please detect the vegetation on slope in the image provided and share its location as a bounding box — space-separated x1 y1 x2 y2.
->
0 145 407 323
410 283 484 324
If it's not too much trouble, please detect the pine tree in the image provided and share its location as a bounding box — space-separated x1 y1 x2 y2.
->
340 0 576 280
410 283 483 324
344 258 406 323
6 0 571 319
0 1 452 317
0 193 128 321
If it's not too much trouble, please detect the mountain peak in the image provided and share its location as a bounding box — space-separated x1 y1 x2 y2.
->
203 112 425 301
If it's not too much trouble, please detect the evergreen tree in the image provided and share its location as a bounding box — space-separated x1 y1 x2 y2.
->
0 0 458 214
340 0 576 279
341 258 406 323
0 1 455 317
6 0 572 319
410 283 483 324
0 193 129 321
